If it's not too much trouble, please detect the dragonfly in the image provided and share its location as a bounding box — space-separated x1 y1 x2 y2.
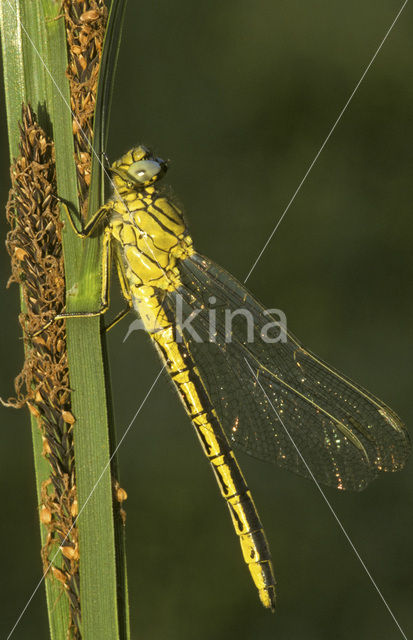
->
59 145 410 611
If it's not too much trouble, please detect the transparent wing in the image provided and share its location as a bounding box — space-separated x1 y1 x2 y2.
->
163 252 410 491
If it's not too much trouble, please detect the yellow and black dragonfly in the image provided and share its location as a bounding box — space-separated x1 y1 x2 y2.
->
60 145 410 611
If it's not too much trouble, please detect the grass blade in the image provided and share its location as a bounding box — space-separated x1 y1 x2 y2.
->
1 1 130 637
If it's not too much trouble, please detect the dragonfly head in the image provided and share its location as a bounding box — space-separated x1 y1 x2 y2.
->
110 145 168 191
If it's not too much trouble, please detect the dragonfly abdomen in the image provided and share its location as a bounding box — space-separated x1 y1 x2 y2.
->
205 434 276 611
152 323 276 610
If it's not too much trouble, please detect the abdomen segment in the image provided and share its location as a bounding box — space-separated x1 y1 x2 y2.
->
152 322 276 610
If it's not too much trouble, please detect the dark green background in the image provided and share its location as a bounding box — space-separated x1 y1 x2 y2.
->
1 2 412 638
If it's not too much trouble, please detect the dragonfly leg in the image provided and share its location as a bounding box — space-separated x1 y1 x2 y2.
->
59 199 112 238
56 225 111 320
114 250 133 305
103 250 134 332
105 305 133 332
31 225 112 338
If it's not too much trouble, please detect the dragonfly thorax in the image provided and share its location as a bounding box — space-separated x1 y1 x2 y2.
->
108 149 194 317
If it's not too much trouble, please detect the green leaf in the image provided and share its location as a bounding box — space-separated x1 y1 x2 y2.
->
1 1 130 638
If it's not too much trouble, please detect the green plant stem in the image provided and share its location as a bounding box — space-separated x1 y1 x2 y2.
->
1 2 129 638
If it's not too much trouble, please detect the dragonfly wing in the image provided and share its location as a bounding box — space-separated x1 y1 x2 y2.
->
163 252 410 491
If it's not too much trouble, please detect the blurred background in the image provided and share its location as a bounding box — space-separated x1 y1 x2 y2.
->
1 1 412 638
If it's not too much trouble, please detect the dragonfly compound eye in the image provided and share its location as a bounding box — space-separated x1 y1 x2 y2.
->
128 159 166 186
